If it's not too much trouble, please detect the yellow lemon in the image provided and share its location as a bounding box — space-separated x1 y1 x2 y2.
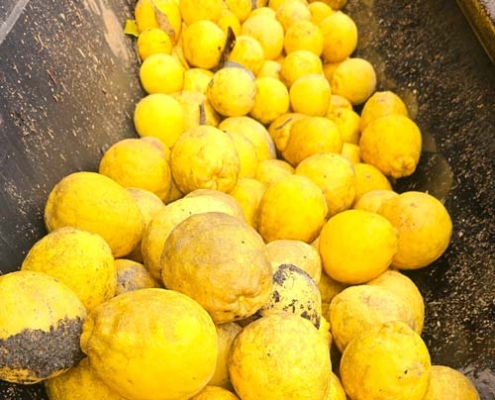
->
340 321 431 400
268 0 307 11
99 138 172 201
227 131 259 179
319 11 358 63
183 67 214 94
80 288 218 400
179 0 224 24
257 174 328 243
114 258 161 295
44 171 145 258
228 177 267 228
353 189 399 213
318 270 347 315
326 106 361 143
377 191 453 269
229 313 331 400
328 284 416 352
45 358 127 400
224 0 252 22
341 142 361 164
267 112 306 153
255 158 294 186
323 372 347 400
249 76 290 125
280 49 323 87
171 90 221 130
266 239 322 283
137 28 173 60
139 53 185 94
282 116 342 166
161 212 273 323
217 9 242 36
182 20 226 69
207 66 257 117
359 114 422 178
256 59 282 79
249 6 276 18
228 35 266 75
308 1 333 25
21 227 116 311
284 19 324 55
330 57 377 105
141 189 245 279
289 73 331 116
134 0 182 41
360 90 409 132
328 93 353 111
319 209 398 284
209 322 243 389
275 0 311 31
353 162 393 202
218 116 276 161
423 365 480 400
0 270 86 384
133 93 185 148
191 386 241 400
295 152 356 217
367 269 425 334
170 125 240 194
241 14 285 60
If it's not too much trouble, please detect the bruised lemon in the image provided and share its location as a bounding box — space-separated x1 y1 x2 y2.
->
134 0 182 41
44 171 145 258
161 212 273 323
80 288 218 400
0 270 86 384
114 258 161 295
21 227 116 311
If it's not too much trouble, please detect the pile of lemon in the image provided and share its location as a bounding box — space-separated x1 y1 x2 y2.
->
0 0 481 399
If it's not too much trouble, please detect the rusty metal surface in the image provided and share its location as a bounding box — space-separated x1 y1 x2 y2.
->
0 0 495 398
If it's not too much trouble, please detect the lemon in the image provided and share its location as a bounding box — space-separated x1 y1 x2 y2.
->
133 93 185 148
326 106 361 143
182 20 226 70
44 171 145 258
289 73 332 116
267 112 306 153
268 0 307 11
255 158 294 186
207 66 257 117
329 284 416 352
330 57 377 105
249 6 276 18
183 68 214 94
170 125 240 194
340 321 431 400
139 53 185 94
161 212 273 323
229 313 331 400
179 0 223 24
360 90 409 132
341 142 361 164
280 49 323 87
318 270 347 315
359 114 422 178
257 174 328 243
328 93 353 112
319 209 398 284
224 0 252 22
423 365 480 400
282 116 342 166
227 131 259 178
80 288 218 400
228 35 266 75
134 0 182 41
275 0 311 31
209 322 243 389
353 188 399 213
141 189 245 279
256 59 282 79
228 177 267 228
319 11 358 63
308 1 333 25
324 372 347 400
114 258 160 295
21 227 116 311
296 152 356 217
353 162 393 202
367 269 425 334
284 19 324 55
241 14 285 60
191 386 241 400
266 239 322 283
99 138 172 201
249 76 290 125
0 270 86 384
45 358 126 400
218 116 276 161
137 28 173 61
171 90 221 130
377 191 453 269
314 0 348 10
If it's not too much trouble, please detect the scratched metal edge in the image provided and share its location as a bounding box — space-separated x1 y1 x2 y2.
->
456 0 495 64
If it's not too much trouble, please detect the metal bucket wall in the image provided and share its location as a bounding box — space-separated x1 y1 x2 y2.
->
0 0 494 398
